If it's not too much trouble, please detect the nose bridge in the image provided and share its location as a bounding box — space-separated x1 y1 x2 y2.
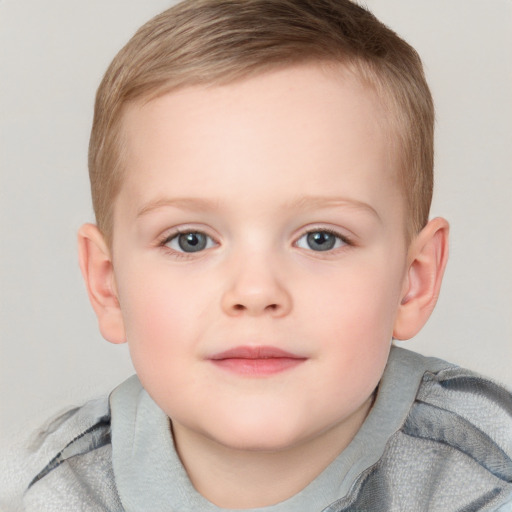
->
221 245 292 317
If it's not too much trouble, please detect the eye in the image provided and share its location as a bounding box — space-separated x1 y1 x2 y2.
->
164 231 216 253
296 230 347 252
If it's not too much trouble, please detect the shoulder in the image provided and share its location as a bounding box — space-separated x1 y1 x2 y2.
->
331 349 512 511
388 347 512 448
400 347 512 481
22 393 123 511
410 354 512 461
401 357 512 509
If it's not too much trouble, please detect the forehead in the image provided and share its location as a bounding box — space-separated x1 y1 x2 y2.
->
116 63 402 223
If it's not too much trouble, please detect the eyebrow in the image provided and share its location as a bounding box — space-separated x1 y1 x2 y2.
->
286 196 381 221
136 197 220 218
136 195 381 221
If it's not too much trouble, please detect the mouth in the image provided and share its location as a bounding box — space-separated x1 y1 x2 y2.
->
209 346 307 376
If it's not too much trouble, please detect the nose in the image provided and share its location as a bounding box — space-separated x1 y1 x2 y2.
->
220 257 292 318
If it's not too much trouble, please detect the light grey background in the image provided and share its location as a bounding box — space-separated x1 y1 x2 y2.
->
1 0 511 454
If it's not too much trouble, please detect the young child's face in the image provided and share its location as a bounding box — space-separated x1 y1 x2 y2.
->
110 64 410 452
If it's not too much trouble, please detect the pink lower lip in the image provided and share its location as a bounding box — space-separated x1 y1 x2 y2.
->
209 346 306 376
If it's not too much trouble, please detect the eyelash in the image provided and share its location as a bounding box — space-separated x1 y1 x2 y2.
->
157 229 218 260
157 226 353 258
295 227 353 252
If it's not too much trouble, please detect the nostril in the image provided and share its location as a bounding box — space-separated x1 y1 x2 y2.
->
232 303 279 313
221 288 292 317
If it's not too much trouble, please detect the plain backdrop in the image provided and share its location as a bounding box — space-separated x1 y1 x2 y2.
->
1 0 511 456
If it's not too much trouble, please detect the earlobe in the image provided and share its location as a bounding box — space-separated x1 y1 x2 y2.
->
393 217 449 340
77 223 126 344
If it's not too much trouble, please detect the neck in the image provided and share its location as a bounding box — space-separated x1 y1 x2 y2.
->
171 395 373 509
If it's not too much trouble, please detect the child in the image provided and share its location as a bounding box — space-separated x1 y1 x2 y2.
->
19 0 512 510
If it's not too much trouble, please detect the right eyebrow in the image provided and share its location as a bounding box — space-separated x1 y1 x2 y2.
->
136 197 221 218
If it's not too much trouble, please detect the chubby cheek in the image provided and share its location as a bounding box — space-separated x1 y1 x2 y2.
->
115 265 210 400
302 256 404 404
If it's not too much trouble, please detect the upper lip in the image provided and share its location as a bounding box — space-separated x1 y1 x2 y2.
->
210 345 305 360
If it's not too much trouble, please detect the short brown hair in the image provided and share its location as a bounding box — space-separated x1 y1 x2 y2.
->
89 0 434 244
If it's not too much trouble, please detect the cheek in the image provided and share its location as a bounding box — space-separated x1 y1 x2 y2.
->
303 254 403 336
116 268 207 372
298 255 404 390
119 279 206 412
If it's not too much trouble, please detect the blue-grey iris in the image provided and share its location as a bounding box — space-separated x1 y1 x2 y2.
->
178 233 208 252
307 232 336 251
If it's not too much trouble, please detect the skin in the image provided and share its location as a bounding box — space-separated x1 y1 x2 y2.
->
79 63 449 508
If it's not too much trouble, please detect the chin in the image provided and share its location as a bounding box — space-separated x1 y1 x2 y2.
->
206 419 310 453
219 435 301 453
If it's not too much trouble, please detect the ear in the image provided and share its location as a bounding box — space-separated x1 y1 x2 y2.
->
78 223 126 344
393 217 449 340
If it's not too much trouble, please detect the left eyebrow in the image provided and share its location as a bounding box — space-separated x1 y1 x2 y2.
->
136 197 221 218
286 196 381 222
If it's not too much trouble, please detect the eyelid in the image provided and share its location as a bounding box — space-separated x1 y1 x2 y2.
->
158 223 218 242
295 224 353 242
157 225 220 256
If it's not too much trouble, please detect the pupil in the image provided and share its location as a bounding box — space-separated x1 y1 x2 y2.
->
307 231 335 251
178 233 206 252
